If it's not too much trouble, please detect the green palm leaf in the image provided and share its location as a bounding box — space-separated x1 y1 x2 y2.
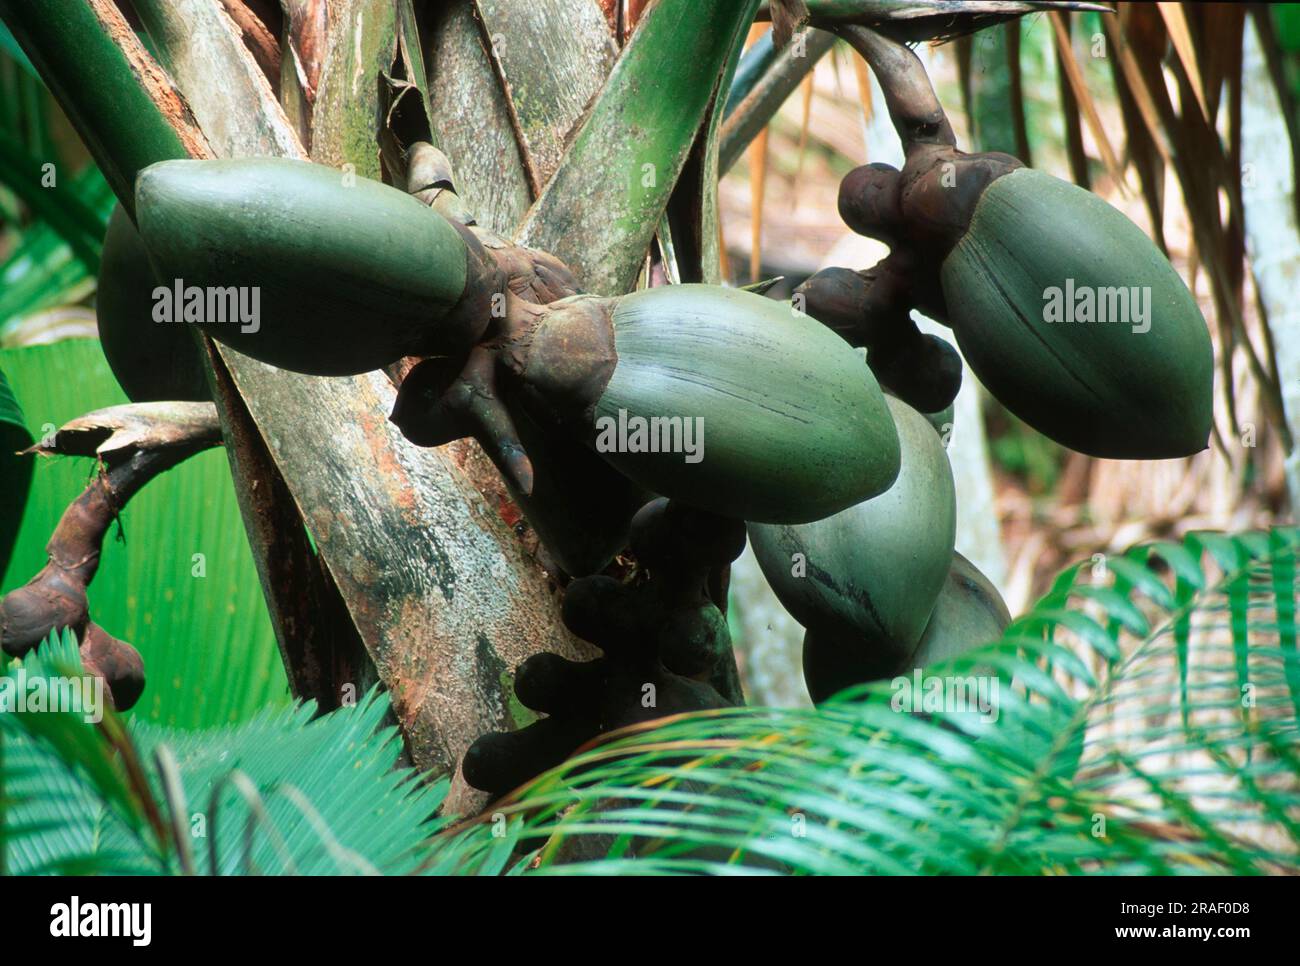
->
1 629 165 875
8 529 1294 876
130 693 448 876
2 636 456 875
431 528 1300 875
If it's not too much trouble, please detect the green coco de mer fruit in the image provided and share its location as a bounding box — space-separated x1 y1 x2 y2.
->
824 29 1211 461
834 138 1214 461
393 283 896 548
908 550 1010 668
97 205 210 402
942 168 1213 459
134 158 492 376
801 550 1009 704
547 285 902 524
748 394 955 671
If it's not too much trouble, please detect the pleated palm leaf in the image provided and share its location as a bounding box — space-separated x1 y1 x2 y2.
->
0 631 463 875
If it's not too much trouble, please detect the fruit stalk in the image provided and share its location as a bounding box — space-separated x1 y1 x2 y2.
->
0 403 221 708
837 25 955 151
462 498 744 797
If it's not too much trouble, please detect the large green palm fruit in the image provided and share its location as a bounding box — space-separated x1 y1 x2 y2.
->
820 25 1213 461
133 157 498 376
908 551 1010 668
802 550 1010 704
97 205 209 402
748 394 955 679
501 285 903 524
940 168 1213 458
835 148 1214 460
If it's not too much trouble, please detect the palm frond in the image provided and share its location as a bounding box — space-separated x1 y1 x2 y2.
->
517 0 762 293
1 635 448 875
1 629 165 875
130 692 448 876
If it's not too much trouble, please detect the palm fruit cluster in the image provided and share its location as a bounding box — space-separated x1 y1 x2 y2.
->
462 498 742 797
792 21 1215 462
799 140 1213 461
100 26 1218 781
761 25 1210 701
125 155 903 581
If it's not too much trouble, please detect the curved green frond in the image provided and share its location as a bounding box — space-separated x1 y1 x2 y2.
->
517 0 762 294
2 651 453 875
1 630 165 876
